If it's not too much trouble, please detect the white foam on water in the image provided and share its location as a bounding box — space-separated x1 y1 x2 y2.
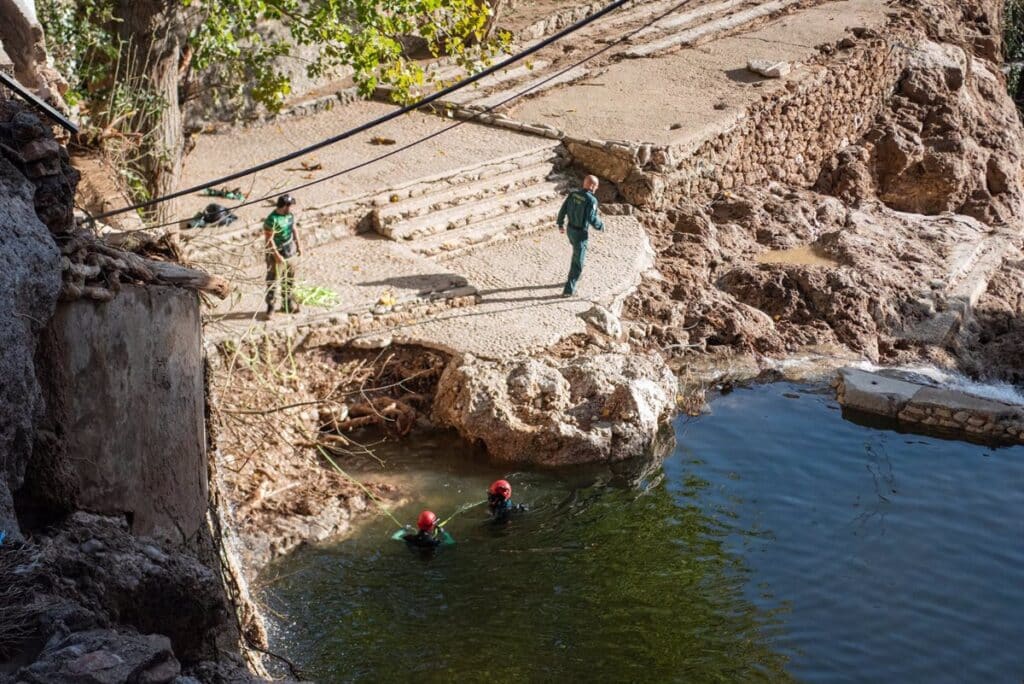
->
850 361 1024 406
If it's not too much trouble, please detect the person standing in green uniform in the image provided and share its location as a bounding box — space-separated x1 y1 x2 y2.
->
556 175 605 297
263 194 302 318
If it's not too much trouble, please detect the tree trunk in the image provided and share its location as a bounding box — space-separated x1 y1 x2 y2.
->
113 0 187 226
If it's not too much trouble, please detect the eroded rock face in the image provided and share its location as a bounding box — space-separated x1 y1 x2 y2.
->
14 629 181 684
433 353 677 466
819 37 1023 224
36 513 227 661
0 137 61 539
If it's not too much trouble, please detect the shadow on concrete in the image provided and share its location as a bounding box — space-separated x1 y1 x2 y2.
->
477 282 564 304
724 68 765 84
360 273 468 294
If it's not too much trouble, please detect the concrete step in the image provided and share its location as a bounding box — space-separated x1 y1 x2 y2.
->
466 63 595 109
410 201 558 257
630 0 752 41
367 143 561 207
624 0 803 58
383 180 566 241
376 159 558 226
445 60 553 104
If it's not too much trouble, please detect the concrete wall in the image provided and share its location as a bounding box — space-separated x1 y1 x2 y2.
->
36 284 207 544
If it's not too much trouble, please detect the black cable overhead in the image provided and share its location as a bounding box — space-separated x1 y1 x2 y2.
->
93 0 635 222
112 0 699 234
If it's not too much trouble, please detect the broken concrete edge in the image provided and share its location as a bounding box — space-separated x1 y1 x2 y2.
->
897 232 1022 345
834 367 1024 444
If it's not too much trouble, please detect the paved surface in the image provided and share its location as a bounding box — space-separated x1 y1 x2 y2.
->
510 0 888 145
192 0 885 359
383 215 652 357
181 101 555 236
206 215 651 358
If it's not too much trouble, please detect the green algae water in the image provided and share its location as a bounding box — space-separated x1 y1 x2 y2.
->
262 383 1024 682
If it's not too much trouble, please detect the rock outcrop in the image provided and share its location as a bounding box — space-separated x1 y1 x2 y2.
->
0 102 67 538
818 37 1024 225
1 513 262 683
627 0 1024 378
433 352 677 466
0 0 68 106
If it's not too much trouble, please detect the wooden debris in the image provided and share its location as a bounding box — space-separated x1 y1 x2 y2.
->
57 230 232 302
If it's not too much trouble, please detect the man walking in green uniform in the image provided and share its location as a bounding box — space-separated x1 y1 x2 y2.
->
556 175 604 297
263 194 302 318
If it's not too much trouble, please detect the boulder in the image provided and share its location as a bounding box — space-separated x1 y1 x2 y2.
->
580 304 623 338
433 352 677 466
746 59 791 79
33 513 229 663
13 629 181 684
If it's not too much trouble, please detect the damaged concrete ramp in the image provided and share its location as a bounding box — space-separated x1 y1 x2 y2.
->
835 368 1024 445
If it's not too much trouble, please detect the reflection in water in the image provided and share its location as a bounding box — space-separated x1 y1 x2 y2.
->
265 383 1024 682
263 433 791 682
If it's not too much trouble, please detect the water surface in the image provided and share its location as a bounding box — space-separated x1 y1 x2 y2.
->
264 383 1024 682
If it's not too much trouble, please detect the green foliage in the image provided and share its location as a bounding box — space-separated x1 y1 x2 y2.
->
1005 0 1024 62
36 0 118 107
39 0 508 116
188 0 509 110
293 283 341 308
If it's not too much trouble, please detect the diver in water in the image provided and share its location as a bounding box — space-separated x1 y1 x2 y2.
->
487 480 527 523
392 510 454 550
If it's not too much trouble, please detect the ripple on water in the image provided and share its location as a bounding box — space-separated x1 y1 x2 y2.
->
264 383 1024 682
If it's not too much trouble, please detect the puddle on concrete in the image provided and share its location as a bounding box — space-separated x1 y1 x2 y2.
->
755 245 840 267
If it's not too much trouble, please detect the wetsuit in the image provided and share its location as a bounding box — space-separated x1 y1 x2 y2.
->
391 527 455 549
488 496 527 523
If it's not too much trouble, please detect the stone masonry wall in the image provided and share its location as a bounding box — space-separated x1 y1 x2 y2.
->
835 368 1024 445
563 36 905 206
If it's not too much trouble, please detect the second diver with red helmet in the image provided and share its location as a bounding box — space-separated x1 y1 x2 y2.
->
487 479 528 523
392 509 455 551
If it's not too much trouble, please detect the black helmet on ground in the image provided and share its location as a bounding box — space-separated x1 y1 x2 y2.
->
202 203 228 223
276 194 297 208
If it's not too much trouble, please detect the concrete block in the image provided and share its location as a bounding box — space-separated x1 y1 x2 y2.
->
836 368 919 418
748 59 792 79
39 285 206 544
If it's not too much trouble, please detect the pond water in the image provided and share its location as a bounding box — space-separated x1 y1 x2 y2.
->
262 382 1024 682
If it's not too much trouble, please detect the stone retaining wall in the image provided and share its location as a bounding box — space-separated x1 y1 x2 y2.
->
568 37 905 205
834 368 1024 445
